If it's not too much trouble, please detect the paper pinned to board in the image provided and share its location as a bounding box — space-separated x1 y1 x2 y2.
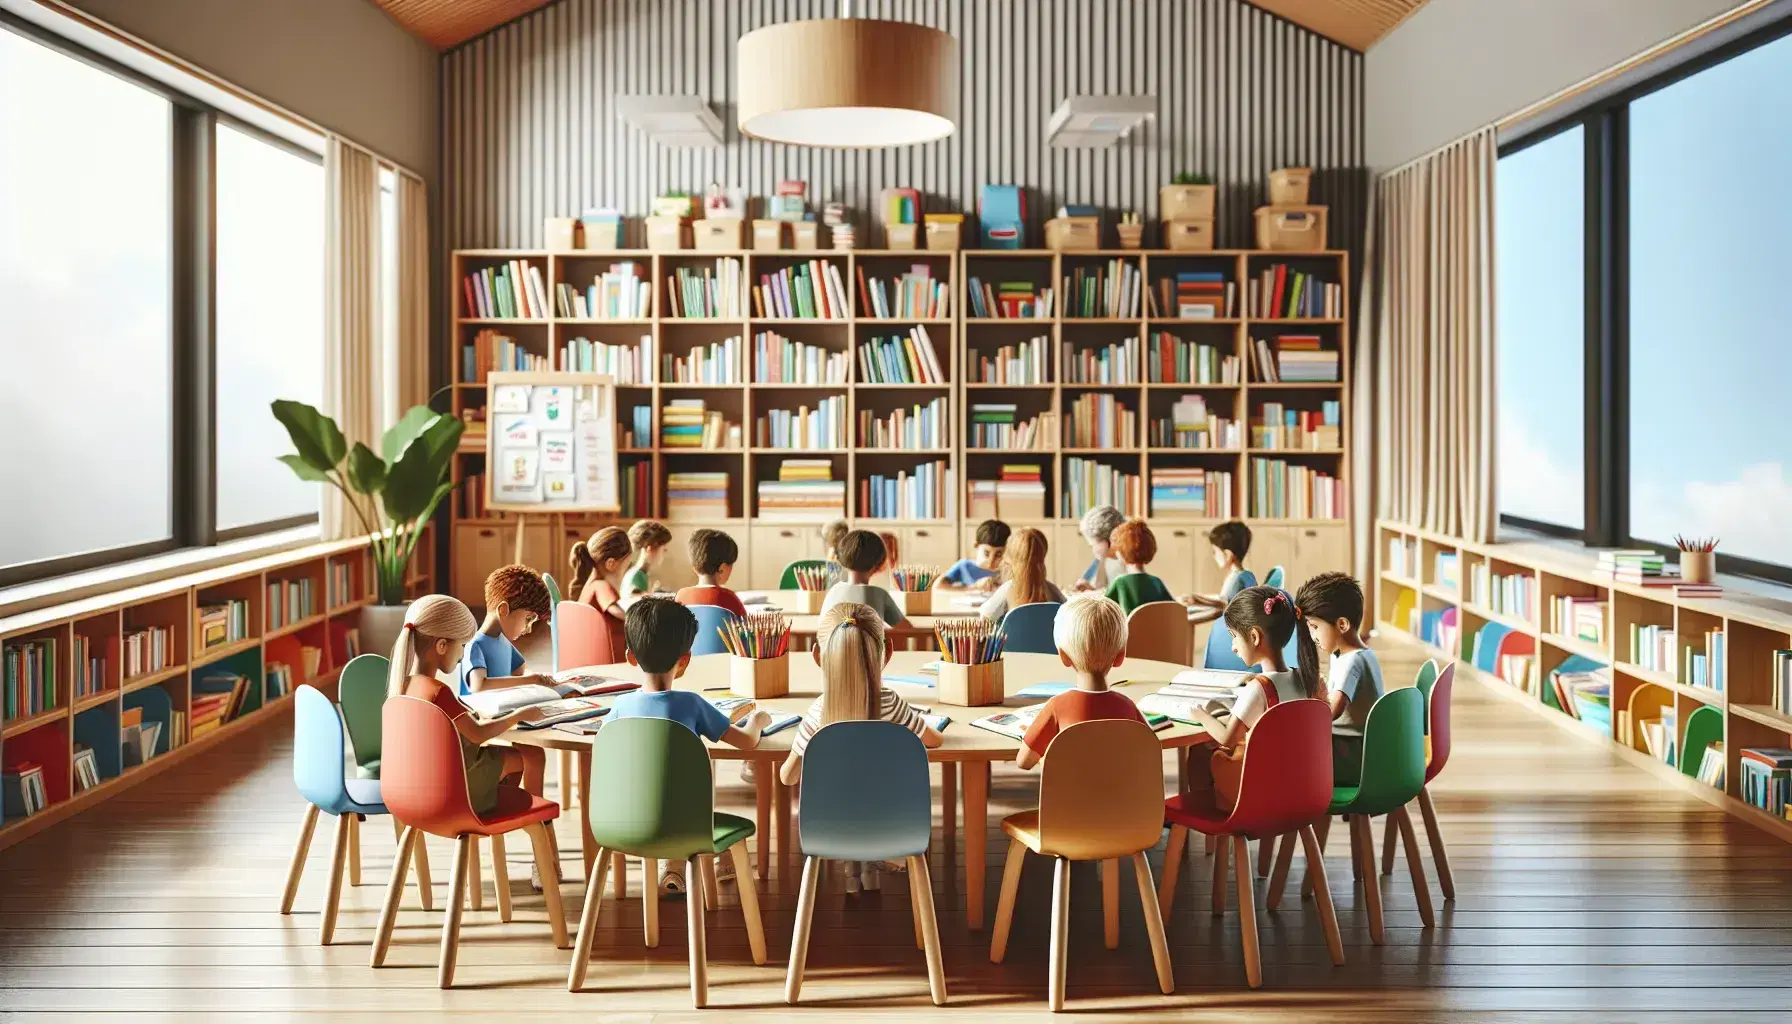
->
483 372 619 513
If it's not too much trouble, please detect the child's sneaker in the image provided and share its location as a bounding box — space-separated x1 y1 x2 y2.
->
529 856 564 893
860 862 881 891
660 865 686 898
740 759 757 785
714 853 738 883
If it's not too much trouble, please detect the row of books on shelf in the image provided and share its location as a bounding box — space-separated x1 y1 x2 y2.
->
969 335 1048 385
755 261 852 320
1062 338 1139 385
756 331 848 384
858 397 949 450
668 472 730 519
1249 335 1339 383
3 638 56 720
74 746 100 793
1147 333 1241 384
327 561 356 608
554 262 651 319
1685 629 1725 692
966 466 1047 520
1248 264 1342 320
1153 272 1233 320
1597 549 1722 597
758 461 846 520
196 600 250 650
858 265 949 319
968 407 1054 449
860 462 951 520
1149 394 1238 449
72 634 108 700
663 337 741 384
559 335 652 382
3 761 47 819
1412 607 1458 656
1548 666 1612 731
463 330 547 378
1549 596 1606 645
666 260 745 319
967 278 1053 319
1694 742 1725 788
1434 551 1459 591
1471 564 1535 621
1636 705 1677 766
190 670 253 740
662 400 741 449
1065 392 1136 449
124 625 173 679
1773 650 1792 714
1249 460 1344 519
266 578 315 630
756 397 847 449
619 460 651 517
1249 401 1341 450
1496 653 1536 693
1151 467 1234 517
627 406 652 448
1386 536 1418 579
122 706 171 768
1063 457 1141 518
461 260 549 319
1740 748 1792 817
1628 624 1676 675
1063 261 1144 318
857 326 946 383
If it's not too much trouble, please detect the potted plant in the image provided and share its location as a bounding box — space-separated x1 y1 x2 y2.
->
271 400 463 655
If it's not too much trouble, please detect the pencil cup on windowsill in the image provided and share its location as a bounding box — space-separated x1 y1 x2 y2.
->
730 654 790 699
938 660 1004 707
1679 551 1716 585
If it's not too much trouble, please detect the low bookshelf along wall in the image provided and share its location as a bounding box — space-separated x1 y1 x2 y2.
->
1376 519 1792 843
449 248 1352 601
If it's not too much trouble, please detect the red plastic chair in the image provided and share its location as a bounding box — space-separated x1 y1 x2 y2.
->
370 696 570 987
556 600 616 669
1381 662 1456 899
1154 699 1342 988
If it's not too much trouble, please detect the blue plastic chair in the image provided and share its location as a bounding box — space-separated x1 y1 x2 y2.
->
785 722 945 1005
1001 602 1061 655
689 604 736 656
1202 620 1249 671
284 685 430 941
1263 565 1285 589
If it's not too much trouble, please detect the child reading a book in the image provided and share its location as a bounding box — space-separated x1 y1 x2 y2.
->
570 526 633 658
936 519 1009 593
459 565 556 694
610 598 772 896
1069 504 1127 592
675 528 748 617
1296 572 1384 787
980 527 1066 622
1180 586 1323 811
820 529 907 627
1178 521 1258 624
622 519 673 604
1103 518 1176 614
780 602 942 892
1015 594 1145 770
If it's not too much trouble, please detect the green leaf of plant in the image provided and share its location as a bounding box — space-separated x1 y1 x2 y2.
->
271 399 347 471
381 405 439 464
382 417 463 523
276 453 331 483
346 443 388 495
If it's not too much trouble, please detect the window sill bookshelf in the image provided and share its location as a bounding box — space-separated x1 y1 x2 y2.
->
1458 600 1537 635
1146 447 1240 454
1249 447 1345 455
1540 632 1607 662
123 665 189 695
72 690 118 714
266 612 327 641
1149 317 1242 325
1 706 66 739
191 636 263 668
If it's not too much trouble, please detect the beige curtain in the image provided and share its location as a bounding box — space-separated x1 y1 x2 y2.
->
324 138 380 540
1371 127 1497 546
396 172 431 412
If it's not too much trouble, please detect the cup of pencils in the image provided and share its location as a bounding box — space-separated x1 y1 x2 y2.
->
789 564 833 614
1676 535 1718 585
721 613 792 699
890 564 939 617
935 619 1007 707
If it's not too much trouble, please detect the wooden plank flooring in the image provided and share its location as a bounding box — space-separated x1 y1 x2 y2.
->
3 636 1792 1020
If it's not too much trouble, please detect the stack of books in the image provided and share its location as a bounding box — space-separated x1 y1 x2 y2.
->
1062 457 1141 518
464 329 547 378
1685 628 1725 692
1249 263 1342 319
4 638 58 722
1549 596 1605 644
1150 467 1233 517
857 264 950 318
966 277 1053 318
858 397 948 450
758 461 846 519
190 672 250 740
1153 271 1232 319
1147 332 1240 384
1063 260 1142 318
754 331 848 384
856 325 946 383
73 746 100 793
1250 335 1338 382
1250 401 1341 449
72 633 108 700
1471 563 1535 620
327 561 355 607
756 396 847 449
266 577 314 630
1249 459 1344 519
1597 549 1720 596
1739 748 1792 817
860 461 951 520
661 399 738 449
665 259 744 318
753 260 850 319
462 259 548 319
556 261 651 319
123 625 172 679
662 336 742 384
559 334 652 381
196 600 250 650
1062 337 1139 384
3 761 47 819
967 465 1047 519
1549 666 1611 730
1149 394 1238 450
667 472 730 519
266 662 296 700
1773 649 1792 714
970 335 1048 384
969 405 1054 450
1628 624 1676 673
1065 393 1136 448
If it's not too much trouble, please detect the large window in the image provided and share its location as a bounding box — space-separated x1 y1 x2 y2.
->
0 27 174 575
1496 126 1585 532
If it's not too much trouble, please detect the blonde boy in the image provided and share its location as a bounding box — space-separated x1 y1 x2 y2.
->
1015 594 1147 769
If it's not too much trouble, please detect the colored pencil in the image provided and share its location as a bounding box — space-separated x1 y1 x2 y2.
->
935 618 1006 664
890 564 940 593
719 612 792 660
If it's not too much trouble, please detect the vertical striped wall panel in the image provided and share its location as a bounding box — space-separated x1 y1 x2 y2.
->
443 0 1365 258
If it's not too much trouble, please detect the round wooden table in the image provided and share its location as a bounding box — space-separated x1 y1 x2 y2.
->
750 588 983 639
507 649 1210 930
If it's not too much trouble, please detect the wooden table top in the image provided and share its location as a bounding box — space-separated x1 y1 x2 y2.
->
748 588 985 634
506 650 1213 761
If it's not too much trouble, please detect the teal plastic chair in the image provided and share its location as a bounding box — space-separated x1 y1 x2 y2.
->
1001 602 1061 654
688 604 736 656
566 718 766 1007
336 653 390 778
778 559 833 589
543 572 564 672
1263 565 1285 589
785 722 946 1006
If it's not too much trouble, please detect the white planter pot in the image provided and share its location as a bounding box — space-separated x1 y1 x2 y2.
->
359 603 411 660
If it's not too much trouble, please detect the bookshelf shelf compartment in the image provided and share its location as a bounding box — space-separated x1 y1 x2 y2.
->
1734 704 1792 731
122 665 189 695
191 637 261 668
72 690 117 714
1 707 66 741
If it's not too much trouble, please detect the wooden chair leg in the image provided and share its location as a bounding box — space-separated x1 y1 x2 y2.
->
1303 815 1331 900
490 831 513 922
1266 831 1298 910
370 824 419 967
730 844 766 966
784 855 822 1004
319 812 352 945
1101 858 1120 950
439 836 471 989
1393 806 1436 927
699 853 721 911
989 838 1028 964
1255 835 1273 877
1299 824 1345 966
1351 815 1385 945
280 805 319 915
1232 836 1262 989
559 749 575 808
565 845 611 991
1417 786 1456 899
1132 851 1175 995
1156 825 1187 917
527 823 570 948
467 834 483 912
1381 812 1398 876
347 812 362 887
1048 856 1071 1013
910 854 948 1005
686 855 709 1009
611 850 626 902
410 826 434 912
1210 829 1229 916
1203 833 1216 855
910 874 925 949
643 856 660 948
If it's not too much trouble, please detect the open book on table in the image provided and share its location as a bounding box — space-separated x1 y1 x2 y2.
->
461 673 638 720
972 704 1169 740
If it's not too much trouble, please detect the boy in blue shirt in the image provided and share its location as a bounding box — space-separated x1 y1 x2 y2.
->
459 565 556 695
936 519 1010 593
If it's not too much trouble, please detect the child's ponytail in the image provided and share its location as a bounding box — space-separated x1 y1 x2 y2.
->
1290 598 1324 700
1223 585 1303 681
569 540 596 596
387 594 478 698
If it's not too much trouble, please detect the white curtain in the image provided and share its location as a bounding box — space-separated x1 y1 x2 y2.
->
396 172 431 413
323 137 380 540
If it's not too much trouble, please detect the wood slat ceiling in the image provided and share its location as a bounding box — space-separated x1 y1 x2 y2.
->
1247 0 1429 51
369 0 556 49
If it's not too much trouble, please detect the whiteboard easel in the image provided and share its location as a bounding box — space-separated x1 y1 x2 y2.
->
484 372 622 573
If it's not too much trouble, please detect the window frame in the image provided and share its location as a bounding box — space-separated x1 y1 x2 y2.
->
1497 11 1792 585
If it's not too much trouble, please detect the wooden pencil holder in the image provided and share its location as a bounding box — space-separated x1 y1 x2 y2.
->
938 660 1005 707
893 589 935 617
730 654 790 699
786 589 825 614
1115 222 1144 250
1679 551 1716 585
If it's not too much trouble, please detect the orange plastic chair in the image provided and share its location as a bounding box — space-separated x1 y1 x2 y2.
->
370 696 570 987
1154 699 1343 988
989 719 1174 1011
1125 601 1194 665
555 600 616 669
1381 661 1457 899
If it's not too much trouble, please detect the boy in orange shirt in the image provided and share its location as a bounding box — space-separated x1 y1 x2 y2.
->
1016 594 1146 769
674 528 748 617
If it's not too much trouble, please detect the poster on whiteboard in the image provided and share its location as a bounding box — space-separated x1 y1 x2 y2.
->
484 371 620 513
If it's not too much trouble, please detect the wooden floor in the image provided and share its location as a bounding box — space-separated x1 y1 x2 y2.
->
4 636 1792 1021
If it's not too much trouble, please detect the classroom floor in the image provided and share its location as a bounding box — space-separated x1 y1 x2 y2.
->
3 636 1791 1021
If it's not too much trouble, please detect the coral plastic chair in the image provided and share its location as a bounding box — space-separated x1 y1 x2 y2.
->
786 722 945 1006
688 604 736 656
371 696 569 987
1126 601 1194 665
989 719 1175 1011
1156 699 1342 987
555 600 616 668
1001 602 1061 655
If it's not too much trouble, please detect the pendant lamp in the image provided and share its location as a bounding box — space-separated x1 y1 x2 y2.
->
736 2 957 148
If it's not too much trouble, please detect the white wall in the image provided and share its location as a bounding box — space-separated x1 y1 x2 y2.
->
1366 0 1742 170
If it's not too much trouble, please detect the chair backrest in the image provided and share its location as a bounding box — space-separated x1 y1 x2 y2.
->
543 572 564 671
380 695 480 838
1422 662 1454 779
779 559 832 590
1263 565 1285 589
556 600 616 668
1001 602 1061 655
797 721 932 860
1343 686 1427 815
1228 698 1334 836
1126 601 1193 664
1035 719 1166 860
688 604 736 656
586 717 718 861
1681 703 1723 780
293 685 350 812
336 653 391 769
1202 621 1248 672
1413 659 1439 695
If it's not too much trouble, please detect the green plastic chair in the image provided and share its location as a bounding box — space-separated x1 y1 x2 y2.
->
543 573 564 672
778 559 834 589
336 654 390 778
1681 704 1723 781
566 718 766 1007
1413 660 1439 707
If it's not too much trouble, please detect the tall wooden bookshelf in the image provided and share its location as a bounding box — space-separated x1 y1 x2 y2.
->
448 247 1351 600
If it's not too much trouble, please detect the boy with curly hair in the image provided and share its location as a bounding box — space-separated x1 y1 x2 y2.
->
458 564 557 694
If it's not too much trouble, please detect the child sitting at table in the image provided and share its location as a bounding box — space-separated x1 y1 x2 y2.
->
621 519 673 605
459 565 556 694
820 529 907 627
1069 504 1126 592
1015 594 1145 770
1102 518 1177 614
936 519 1009 593
571 525 633 659
780 601 943 892
675 528 748 617
1295 571 1385 787
1178 520 1257 624
980 526 1066 622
